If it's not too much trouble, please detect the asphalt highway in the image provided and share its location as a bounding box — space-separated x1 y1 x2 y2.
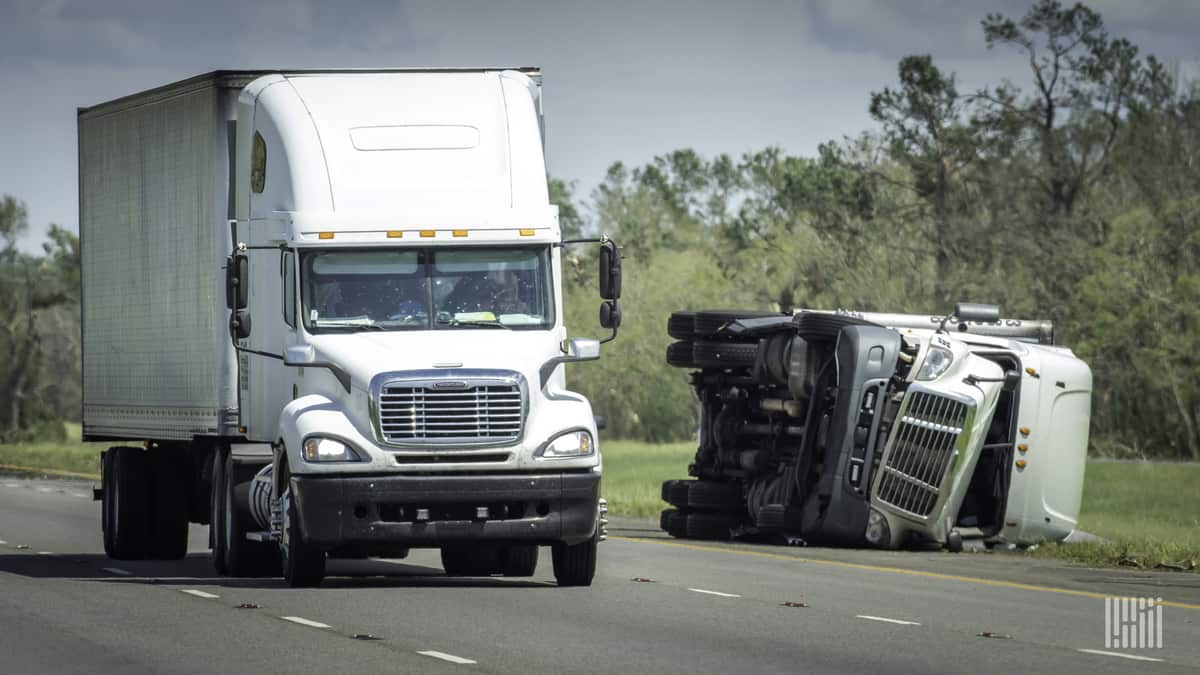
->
2 475 1198 674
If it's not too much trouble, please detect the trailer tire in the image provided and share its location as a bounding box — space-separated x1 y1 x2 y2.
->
281 487 325 587
146 448 189 560
685 512 740 541
661 480 691 508
693 310 784 338
666 341 696 368
687 481 742 511
498 545 539 577
660 508 687 538
102 446 151 560
693 340 759 369
552 532 598 586
667 311 698 340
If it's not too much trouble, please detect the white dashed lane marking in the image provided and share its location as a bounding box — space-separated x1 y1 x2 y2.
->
687 588 742 598
280 616 332 629
0 540 7 545
180 589 220 599
37 551 53 555
102 567 131 576
856 615 922 626
1077 649 1164 663
417 650 477 665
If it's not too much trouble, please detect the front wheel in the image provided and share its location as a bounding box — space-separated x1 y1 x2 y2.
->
280 489 325 587
552 533 598 587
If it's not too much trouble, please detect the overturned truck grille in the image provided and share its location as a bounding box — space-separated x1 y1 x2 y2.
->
375 372 526 447
874 390 970 518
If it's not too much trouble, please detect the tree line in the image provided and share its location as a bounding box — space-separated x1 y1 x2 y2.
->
562 0 1200 460
2 1 1196 459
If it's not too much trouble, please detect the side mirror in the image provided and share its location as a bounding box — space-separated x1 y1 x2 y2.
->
598 240 621 300
954 302 1000 324
599 300 622 330
229 309 251 340
226 254 249 310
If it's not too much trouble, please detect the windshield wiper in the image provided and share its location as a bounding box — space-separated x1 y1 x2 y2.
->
312 321 385 331
438 319 511 330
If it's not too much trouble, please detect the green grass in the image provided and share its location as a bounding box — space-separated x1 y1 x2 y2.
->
601 440 1200 570
601 439 695 518
0 423 103 478
1031 461 1200 570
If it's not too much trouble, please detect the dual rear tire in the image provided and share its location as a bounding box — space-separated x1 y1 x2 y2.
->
101 446 189 560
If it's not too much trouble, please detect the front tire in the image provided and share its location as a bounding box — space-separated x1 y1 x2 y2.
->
552 533 598 587
498 545 539 577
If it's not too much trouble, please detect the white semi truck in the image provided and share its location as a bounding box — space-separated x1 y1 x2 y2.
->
661 305 1092 551
80 69 619 586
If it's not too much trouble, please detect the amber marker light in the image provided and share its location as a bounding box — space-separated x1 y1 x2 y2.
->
386 231 403 239
519 228 535 236
1018 444 1029 453
318 232 334 240
420 230 436 238
1015 459 1027 469
452 230 468 238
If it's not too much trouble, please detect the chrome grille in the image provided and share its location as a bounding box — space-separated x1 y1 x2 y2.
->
378 382 524 446
874 391 969 518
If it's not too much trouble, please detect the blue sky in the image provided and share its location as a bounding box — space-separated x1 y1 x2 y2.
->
2 0 1198 250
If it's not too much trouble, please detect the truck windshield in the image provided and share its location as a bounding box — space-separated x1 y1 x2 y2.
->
300 247 554 332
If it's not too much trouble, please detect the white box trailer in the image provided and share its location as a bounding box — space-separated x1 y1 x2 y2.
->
80 70 620 586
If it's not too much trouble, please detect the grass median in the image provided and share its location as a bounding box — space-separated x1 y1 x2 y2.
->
0 423 103 478
602 439 1200 571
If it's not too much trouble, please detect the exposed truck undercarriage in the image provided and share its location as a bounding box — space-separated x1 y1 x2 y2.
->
659 306 1090 551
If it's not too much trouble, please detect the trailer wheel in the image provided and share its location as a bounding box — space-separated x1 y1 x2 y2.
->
441 545 499 576
280 487 325 587
660 508 687 538
687 481 742 511
692 340 759 369
552 532 598 586
667 311 698 340
102 446 151 560
661 479 691 508
146 448 189 560
498 545 539 577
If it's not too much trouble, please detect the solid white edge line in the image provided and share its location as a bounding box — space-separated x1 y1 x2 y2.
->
856 614 921 626
1077 649 1164 662
417 650 477 665
102 567 131 575
687 587 742 598
281 616 332 629
180 589 220 599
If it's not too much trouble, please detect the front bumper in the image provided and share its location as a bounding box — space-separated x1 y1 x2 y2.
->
290 471 601 548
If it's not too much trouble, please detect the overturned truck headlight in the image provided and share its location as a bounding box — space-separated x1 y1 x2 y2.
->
302 437 363 462
864 508 891 547
916 344 954 381
536 429 595 459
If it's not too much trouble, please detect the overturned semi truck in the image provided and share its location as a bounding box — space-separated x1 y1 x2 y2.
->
660 305 1092 551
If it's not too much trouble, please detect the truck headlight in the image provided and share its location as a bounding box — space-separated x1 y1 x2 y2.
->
864 508 891 547
302 437 363 462
536 429 595 459
916 345 954 381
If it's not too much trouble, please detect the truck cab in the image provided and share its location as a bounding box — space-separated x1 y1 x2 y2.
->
82 69 618 587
